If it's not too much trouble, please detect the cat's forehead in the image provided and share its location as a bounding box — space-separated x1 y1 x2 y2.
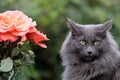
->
76 24 103 40
77 23 102 29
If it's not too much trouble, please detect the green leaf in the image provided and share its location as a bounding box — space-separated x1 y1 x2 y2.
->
28 50 35 57
25 54 34 64
20 65 38 78
0 57 13 72
15 71 27 80
14 60 22 66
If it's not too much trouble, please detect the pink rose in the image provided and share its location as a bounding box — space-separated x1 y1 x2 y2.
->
0 10 49 48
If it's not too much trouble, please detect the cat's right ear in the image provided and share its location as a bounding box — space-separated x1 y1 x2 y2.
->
67 18 79 38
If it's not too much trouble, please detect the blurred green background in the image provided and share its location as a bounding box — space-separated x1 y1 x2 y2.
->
0 0 120 80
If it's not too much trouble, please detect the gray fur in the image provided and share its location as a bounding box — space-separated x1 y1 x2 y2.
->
60 18 120 80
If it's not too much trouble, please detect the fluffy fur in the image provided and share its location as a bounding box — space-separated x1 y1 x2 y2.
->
60 18 120 80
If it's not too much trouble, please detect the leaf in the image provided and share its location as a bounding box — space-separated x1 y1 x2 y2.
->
25 54 34 64
0 57 13 72
14 60 22 67
20 65 38 78
15 71 27 80
28 50 35 57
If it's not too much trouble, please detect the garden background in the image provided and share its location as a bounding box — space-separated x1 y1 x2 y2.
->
0 0 120 80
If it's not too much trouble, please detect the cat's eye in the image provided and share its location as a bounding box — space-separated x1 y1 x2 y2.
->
80 40 86 45
94 41 100 45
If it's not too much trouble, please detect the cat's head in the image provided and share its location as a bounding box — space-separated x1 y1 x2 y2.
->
67 18 113 62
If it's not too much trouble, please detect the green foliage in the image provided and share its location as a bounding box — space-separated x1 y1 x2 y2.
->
14 65 38 80
15 71 27 80
0 57 13 72
0 40 37 80
0 0 120 80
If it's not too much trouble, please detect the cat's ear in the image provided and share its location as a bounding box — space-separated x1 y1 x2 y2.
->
97 20 113 38
102 19 113 32
66 17 79 38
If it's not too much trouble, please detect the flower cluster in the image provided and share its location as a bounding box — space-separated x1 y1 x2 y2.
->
0 10 49 48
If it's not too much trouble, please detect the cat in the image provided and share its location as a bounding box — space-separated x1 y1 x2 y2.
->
60 18 120 80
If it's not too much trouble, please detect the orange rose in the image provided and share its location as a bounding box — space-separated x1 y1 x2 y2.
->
0 10 49 48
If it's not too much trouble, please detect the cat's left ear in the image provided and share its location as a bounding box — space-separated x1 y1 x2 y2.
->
102 19 113 32
97 20 112 38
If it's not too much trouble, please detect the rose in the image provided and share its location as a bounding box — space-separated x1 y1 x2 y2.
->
0 10 49 48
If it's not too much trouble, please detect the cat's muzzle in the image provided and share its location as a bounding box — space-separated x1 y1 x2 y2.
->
81 55 97 62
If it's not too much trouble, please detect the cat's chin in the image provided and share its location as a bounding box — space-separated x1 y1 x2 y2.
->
81 56 97 62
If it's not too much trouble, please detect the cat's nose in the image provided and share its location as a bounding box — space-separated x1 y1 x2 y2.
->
87 51 92 55
87 46 93 55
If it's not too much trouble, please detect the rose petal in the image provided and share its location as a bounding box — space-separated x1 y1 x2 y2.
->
26 31 49 48
37 43 47 48
11 29 29 36
0 32 18 42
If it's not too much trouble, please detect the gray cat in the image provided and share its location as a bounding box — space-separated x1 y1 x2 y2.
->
60 18 120 80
